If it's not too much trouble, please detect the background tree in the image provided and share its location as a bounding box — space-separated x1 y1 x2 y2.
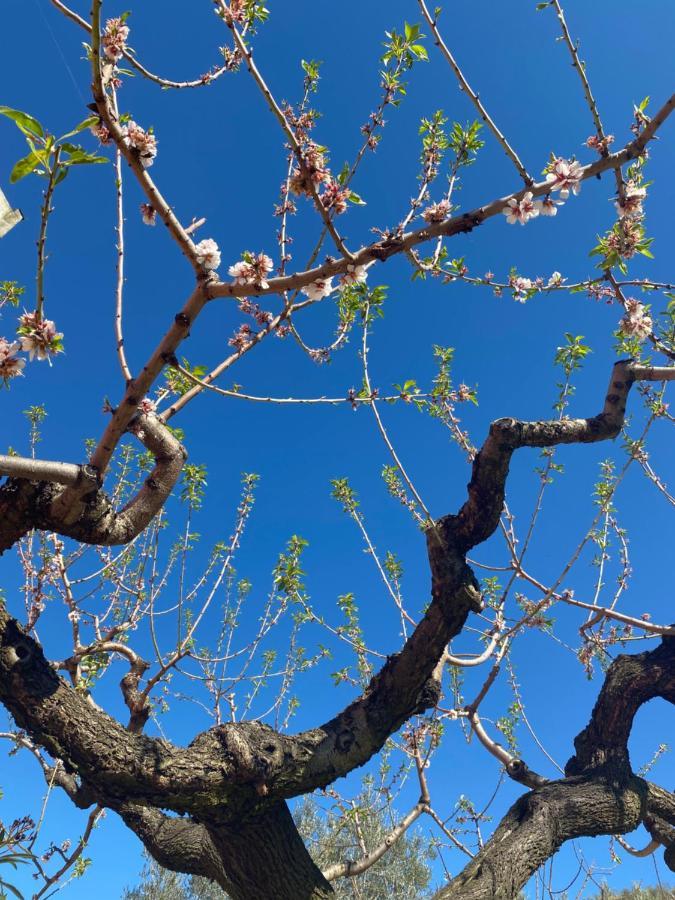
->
0 1 673 898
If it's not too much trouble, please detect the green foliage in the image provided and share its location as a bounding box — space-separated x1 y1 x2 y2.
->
301 59 322 94
180 463 208 510
0 107 106 185
273 535 309 598
554 333 591 377
122 786 435 899
448 119 484 167
0 283 23 309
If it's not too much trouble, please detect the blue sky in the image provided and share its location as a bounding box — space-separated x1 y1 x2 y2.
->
1 0 674 896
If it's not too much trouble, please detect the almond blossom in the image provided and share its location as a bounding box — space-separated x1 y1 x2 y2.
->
615 181 647 219
194 238 221 271
138 397 156 414
301 277 335 301
17 313 63 363
548 271 565 286
123 121 157 169
228 253 274 289
545 157 583 200
535 196 564 217
510 276 533 302
320 180 349 215
422 199 451 224
502 192 539 225
102 17 129 63
619 299 653 341
0 338 25 383
339 264 368 287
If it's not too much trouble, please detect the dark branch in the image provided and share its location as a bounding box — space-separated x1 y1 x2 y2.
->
0 413 186 554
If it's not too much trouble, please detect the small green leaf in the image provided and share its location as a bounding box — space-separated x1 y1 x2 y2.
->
57 115 99 142
0 106 44 139
9 151 42 183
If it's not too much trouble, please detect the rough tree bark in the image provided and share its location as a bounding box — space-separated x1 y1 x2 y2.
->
0 360 673 898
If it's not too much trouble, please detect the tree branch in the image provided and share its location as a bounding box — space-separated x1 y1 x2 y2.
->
0 413 186 553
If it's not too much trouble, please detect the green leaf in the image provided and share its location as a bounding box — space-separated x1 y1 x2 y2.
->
57 115 99 142
9 151 42 183
0 106 44 139
61 149 108 167
348 191 366 206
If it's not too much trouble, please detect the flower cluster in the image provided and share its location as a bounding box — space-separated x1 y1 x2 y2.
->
503 192 539 226
339 264 368 287
301 277 334 301
319 180 350 215
0 337 24 384
90 121 111 145
545 157 583 199
137 397 156 414
228 322 254 353
422 199 451 224
619 298 652 341
194 238 221 270
585 133 614 154
123 121 157 168
239 298 274 327
17 312 63 362
615 181 647 219
229 252 274 289
289 142 331 197
510 275 533 302
102 17 129 63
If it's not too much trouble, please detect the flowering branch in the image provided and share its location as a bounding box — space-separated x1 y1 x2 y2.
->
206 93 675 299
217 1 355 261
49 0 232 89
417 0 532 185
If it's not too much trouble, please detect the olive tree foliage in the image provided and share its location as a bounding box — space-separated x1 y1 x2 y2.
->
0 0 673 898
124 786 434 900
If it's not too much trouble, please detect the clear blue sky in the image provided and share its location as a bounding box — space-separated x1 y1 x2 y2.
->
1 0 673 896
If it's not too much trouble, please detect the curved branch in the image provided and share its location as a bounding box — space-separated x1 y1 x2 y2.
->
434 636 675 899
0 413 186 553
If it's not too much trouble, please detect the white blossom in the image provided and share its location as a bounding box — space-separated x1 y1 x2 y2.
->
194 238 221 271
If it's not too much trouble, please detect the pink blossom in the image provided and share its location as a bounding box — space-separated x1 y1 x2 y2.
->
0 338 25 382
138 397 156 414
534 196 564 217
548 271 565 287
615 181 647 219
301 277 334 301
123 121 157 168
320 180 349 215
102 17 129 63
228 253 274 289
194 238 221 271
140 203 156 226
511 276 533 302
545 157 583 200
619 299 652 342
17 313 63 363
90 122 111 145
503 192 539 225
422 199 451 224
339 264 368 287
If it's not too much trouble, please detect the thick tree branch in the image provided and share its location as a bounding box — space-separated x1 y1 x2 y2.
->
0 413 186 553
434 636 675 898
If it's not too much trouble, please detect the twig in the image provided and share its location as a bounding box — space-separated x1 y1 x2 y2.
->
418 0 532 185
